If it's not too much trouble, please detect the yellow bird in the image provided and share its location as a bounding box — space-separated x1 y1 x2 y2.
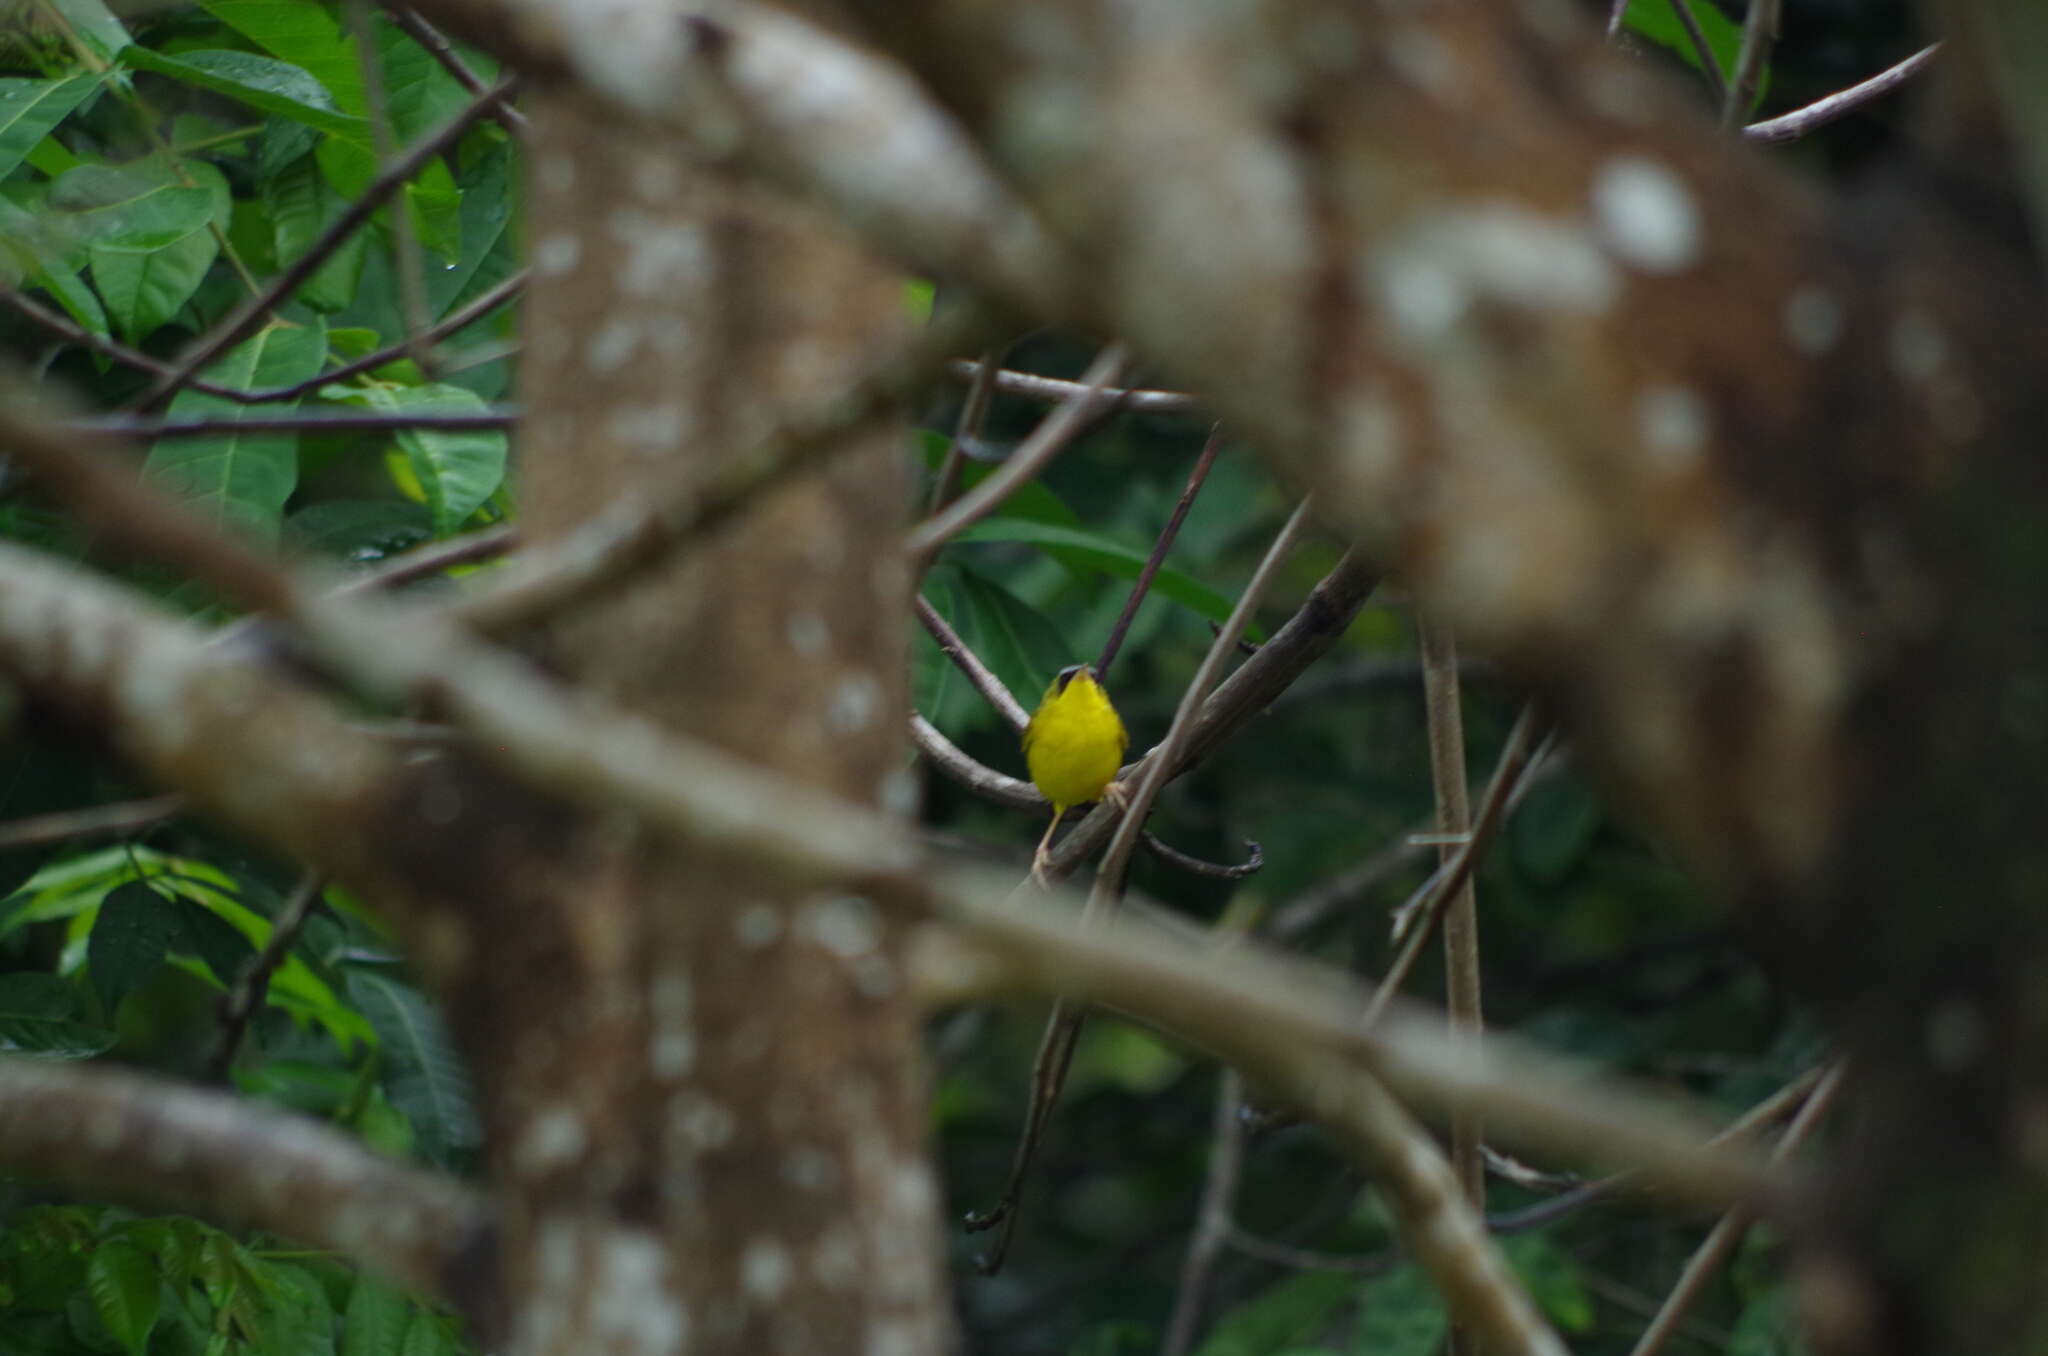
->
1023 664 1128 882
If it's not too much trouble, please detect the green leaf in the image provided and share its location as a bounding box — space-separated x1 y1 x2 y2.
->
1349 1264 1448 1356
1193 1271 1352 1356
346 968 479 1163
286 499 434 565
340 1275 409 1356
86 1240 159 1356
1510 779 1602 886
403 157 462 263
176 896 255 988
1505 1234 1595 1335
243 1257 336 1356
399 1309 460 1356
1729 1286 1804 1356
118 47 369 143
49 156 227 343
946 563 1074 712
90 227 217 344
48 159 213 252
201 0 368 120
42 0 131 65
903 278 934 323
88 880 183 1012
261 153 367 313
1621 0 1768 109
0 973 116 1060
144 320 328 541
357 384 506 536
374 16 471 144
919 430 1081 528
428 140 516 321
955 517 1250 634
0 74 100 182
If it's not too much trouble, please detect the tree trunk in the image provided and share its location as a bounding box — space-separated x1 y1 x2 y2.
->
473 91 952 1355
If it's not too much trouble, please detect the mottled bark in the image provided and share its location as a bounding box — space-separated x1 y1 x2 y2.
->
827 3 2048 1350
486 91 951 1356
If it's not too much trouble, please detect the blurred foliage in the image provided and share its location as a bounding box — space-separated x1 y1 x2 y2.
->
0 0 1930 1352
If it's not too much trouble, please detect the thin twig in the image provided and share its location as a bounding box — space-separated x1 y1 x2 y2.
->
383 5 528 132
1376 706 1543 1019
336 525 517 595
1420 614 1484 1356
906 344 1129 566
914 595 1030 730
1 290 248 401
1743 44 1939 144
1163 1068 1249 1356
205 872 325 1081
1037 554 1381 882
945 360 1200 415
912 715 1038 810
455 305 993 633
1144 834 1262 881
134 79 512 409
1722 0 1780 129
1485 1062 1827 1235
910 716 1267 881
1666 0 1731 104
347 0 436 373
928 346 1004 517
1606 0 1632 38
0 795 184 850
1093 424 1222 678
71 408 520 438
248 269 526 403
4 272 525 406
967 501 1314 1274
1628 1063 1843 1356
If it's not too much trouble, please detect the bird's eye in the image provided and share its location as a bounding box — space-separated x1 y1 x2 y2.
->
1055 664 1084 691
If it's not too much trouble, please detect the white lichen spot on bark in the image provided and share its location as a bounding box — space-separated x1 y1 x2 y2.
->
536 152 576 193
785 612 829 658
878 767 920 818
1369 205 1618 348
1590 155 1702 274
782 1144 836 1191
606 209 709 298
811 1222 862 1290
669 1091 737 1151
1784 284 1844 355
853 954 896 998
587 319 644 375
741 1238 793 1301
866 1320 922 1356
734 903 783 949
605 403 690 453
1385 26 1462 100
1888 308 1948 382
548 0 693 122
1637 384 1711 470
535 233 582 276
650 973 696 1078
827 671 882 733
516 1105 590 1174
588 1227 691 1356
1335 385 1407 486
803 893 879 957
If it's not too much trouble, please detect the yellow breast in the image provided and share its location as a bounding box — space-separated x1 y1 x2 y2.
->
1023 667 1128 811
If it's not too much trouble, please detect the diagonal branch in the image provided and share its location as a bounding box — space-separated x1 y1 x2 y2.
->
0 1059 495 1311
